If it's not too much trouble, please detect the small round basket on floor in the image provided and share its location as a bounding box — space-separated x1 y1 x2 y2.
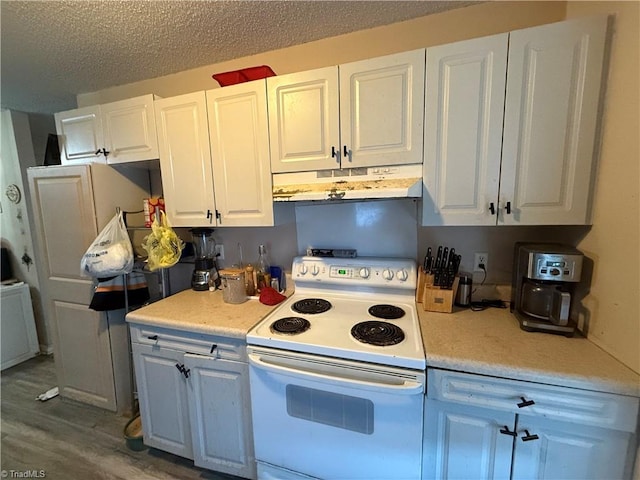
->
123 414 146 451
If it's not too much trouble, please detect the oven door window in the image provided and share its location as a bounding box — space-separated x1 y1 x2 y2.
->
286 384 374 434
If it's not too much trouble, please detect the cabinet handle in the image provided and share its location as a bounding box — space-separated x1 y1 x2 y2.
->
183 367 190 379
343 145 349 160
505 201 512 215
210 344 217 354
332 146 339 160
206 209 212 220
517 397 535 408
499 425 517 437
95 149 102 156
146 335 158 341
489 202 496 215
175 363 184 373
521 430 539 442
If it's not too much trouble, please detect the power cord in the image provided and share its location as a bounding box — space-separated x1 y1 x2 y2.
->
469 262 507 310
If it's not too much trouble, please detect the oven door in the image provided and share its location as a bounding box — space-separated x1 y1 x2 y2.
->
248 346 425 480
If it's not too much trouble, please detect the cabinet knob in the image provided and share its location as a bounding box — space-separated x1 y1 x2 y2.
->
489 202 496 215
521 430 539 442
210 344 217 354
517 397 535 408
499 425 517 437
505 201 512 215
147 335 158 341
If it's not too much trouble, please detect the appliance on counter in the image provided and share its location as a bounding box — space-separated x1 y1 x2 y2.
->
190 228 220 291
511 243 584 336
247 256 424 480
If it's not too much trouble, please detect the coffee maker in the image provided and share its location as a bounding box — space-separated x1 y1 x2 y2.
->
190 228 220 291
511 243 584 336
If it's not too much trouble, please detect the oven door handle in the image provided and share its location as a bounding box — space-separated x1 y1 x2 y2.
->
248 353 424 395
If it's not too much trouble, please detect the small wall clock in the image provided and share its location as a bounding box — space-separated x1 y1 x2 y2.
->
5 184 21 204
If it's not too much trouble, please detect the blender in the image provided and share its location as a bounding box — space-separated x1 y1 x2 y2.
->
190 228 221 291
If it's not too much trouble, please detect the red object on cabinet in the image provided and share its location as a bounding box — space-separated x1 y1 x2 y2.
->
212 66 276 86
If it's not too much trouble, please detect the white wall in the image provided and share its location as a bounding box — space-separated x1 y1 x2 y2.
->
0 110 50 350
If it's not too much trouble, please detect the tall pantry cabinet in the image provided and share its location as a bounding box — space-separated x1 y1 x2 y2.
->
27 164 150 414
422 16 609 226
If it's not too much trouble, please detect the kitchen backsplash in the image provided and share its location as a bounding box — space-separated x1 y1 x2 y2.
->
184 198 591 292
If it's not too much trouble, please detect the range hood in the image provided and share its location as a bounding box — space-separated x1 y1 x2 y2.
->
272 164 423 202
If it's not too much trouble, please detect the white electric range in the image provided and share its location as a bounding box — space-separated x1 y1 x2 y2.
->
246 256 426 480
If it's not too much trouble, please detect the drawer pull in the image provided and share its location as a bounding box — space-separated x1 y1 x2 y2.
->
147 335 159 341
521 430 539 442
499 425 517 437
517 397 535 408
210 344 217 354
175 363 190 378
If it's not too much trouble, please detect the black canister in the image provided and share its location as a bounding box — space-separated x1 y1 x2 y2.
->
455 274 472 307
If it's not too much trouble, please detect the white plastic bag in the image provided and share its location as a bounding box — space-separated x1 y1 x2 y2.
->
80 211 134 278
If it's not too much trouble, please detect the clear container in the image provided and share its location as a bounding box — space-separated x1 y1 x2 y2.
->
220 269 247 304
255 244 271 292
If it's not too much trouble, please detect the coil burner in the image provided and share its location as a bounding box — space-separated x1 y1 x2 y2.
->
351 321 405 346
292 298 332 315
270 317 311 335
368 304 405 320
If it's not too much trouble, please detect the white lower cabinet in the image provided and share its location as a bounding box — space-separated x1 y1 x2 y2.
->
423 369 639 480
130 324 256 479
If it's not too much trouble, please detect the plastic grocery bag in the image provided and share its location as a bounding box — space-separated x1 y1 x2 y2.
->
142 211 184 271
80 211 134 278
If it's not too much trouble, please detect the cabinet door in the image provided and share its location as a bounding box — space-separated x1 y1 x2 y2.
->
340 49 425 169
511 414 635 480
500 16 608 225
132 343 193 459
184 354 256 479
268 66 340 173
0 284 39 370
422 34 508 226
54 106 105 165
423 399 513 480
53 301 117 411
155 92 216 227
27 165 117 410
102 94 159 164
207 82 274 226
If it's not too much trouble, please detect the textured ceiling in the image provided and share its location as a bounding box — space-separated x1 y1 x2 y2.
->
1 0 477 115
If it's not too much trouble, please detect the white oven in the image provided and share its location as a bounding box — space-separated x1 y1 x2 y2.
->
247 256 426 479
248 346 425 479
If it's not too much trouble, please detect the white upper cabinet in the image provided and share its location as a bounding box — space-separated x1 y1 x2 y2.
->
155 91 216 227
268 50 425 173
422 33 508 226
500 16 608 225
55 94 159 165
100 94 159 164
55 106 105 165
268 67 340 173
155 83 274 228
422 16 609 226
206 82 274 226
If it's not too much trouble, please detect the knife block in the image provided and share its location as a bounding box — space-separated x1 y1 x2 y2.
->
421 276 460 313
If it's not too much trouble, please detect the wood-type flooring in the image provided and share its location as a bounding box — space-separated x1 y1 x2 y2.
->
1 355 244 479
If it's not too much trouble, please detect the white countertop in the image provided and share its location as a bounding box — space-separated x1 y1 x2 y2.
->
418 306 640 398
126 285 640 398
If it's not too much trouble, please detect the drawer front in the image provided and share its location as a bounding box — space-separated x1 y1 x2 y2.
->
427 369 639 432
130 324 245 361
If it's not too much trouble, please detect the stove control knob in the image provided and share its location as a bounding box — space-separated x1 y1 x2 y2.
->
297 263 308 276
359 267 370 279
382 268 394 280
311 264 320 276
396 269 409 281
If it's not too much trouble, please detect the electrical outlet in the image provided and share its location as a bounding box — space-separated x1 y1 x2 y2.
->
474 252 488 272
214 244 225 260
